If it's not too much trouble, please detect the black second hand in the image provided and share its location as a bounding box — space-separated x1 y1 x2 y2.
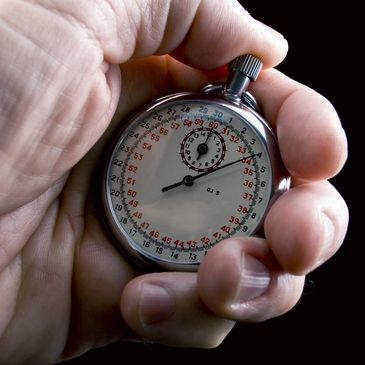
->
197 131 212 160
161 152 261 192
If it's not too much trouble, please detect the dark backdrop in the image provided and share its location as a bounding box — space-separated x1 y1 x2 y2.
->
65 1 361 363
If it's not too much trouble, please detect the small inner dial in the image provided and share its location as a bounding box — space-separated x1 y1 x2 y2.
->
180 127 227 172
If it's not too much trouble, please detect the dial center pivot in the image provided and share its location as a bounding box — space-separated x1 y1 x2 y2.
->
197 143 208 155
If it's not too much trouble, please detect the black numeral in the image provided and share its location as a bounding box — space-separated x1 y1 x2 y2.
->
199 105 208 114
110 189 120 197
167 108 176 115
115 204 123 211
152 112 163 121
113 158 123 167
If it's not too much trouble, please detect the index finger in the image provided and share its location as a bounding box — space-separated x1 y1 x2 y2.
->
43 0 288 67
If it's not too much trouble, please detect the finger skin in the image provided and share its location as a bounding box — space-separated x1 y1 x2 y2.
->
197 238 305 321
198 180 349 319
251 69 348 180
264 180 349 275
121 273 235 348
121 238 305 339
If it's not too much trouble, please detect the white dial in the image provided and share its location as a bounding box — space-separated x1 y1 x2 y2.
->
103 95 282 270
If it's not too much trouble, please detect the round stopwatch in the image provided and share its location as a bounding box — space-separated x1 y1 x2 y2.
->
101 54 290 271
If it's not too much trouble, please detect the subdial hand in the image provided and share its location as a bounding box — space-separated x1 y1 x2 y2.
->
162 153 261 192
196 131 212 160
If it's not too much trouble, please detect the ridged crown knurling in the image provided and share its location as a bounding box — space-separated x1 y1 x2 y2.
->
229 54 263 81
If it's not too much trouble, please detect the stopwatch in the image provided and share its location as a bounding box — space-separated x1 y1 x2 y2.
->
101 54 290 271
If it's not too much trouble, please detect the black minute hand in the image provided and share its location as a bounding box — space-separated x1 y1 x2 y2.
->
161 153 261 193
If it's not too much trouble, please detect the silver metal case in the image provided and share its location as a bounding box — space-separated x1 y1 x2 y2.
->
101 88 290 271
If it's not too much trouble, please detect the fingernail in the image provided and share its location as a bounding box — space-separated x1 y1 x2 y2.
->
318 212 335 263
232 255 270 307
140 284 175 326
322 212 335 244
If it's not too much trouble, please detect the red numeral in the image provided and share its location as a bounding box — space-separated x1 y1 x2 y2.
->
127 189 137 197
243 180 254 188
171 122 180 130
200 236 211 245
128 200 138 207
127 177 136 185
195 119 204 126
150 133 160 142
229 216 240 225
142 142 152 150
162 236 172 244
208 121 219 129
213 232 222 240
220 225 231 233
174 240 184 248
133 152 143 160
237 146 247 154
183 119 192 127
243 167 254 176
149 230 160 239
187 240 197 248
128 164 138 173
221 127 230 135
159 127 168 135
133 211 143 219
229 135 239 143
237 205 249 214
140 222 150 230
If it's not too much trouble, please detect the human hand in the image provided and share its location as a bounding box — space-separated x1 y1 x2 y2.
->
0 1 348 364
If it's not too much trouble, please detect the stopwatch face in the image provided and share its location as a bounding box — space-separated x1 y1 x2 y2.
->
102 93 287 270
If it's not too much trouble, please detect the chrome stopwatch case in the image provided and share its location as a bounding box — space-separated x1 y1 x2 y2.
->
101 54 290 271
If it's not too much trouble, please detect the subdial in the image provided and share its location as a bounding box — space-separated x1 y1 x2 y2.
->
180 127 226 172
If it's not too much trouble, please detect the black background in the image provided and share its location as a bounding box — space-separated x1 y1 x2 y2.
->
65 1 361 363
